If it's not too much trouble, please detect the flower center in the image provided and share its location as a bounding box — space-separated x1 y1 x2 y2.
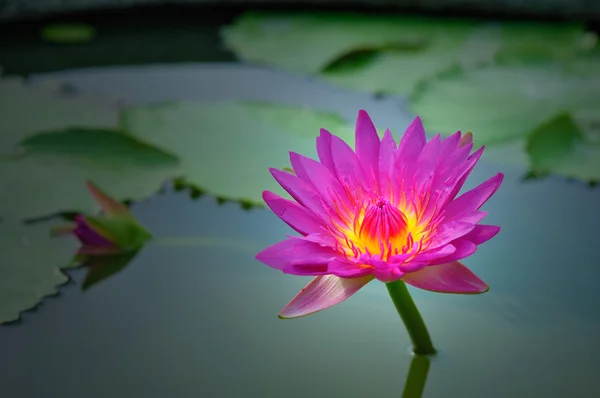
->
333 196 427 262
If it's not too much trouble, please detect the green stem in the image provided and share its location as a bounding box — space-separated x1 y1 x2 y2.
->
385 280 437 355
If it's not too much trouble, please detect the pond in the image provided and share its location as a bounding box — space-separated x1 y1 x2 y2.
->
0 6 599 398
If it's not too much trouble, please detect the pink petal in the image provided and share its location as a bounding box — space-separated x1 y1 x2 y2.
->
255 238 335 275
427 239 478 265
263 191 324 236
402 261 489 294
396 116 426 164
269 168 333 223
413 244 456 262
461 225 501 245
86 181 130 216
328 258 373 278
330 134 369 189
378 128 396 197
288 152 350 209
445 145 485 201
73 215 115 248
413 134 442 184
316 128 337 177
428 221 475 249
354 110 380 180
279 274 374 319
444 173 504 221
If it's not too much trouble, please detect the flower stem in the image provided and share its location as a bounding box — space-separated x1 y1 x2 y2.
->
385 280 437 355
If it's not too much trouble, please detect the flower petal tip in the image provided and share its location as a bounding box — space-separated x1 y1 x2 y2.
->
85 180 130 216
278 275 374 319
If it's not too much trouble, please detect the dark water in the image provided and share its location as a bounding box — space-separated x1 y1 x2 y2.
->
1 64 599 398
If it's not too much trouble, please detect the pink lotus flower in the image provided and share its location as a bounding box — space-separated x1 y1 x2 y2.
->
256 111 503 319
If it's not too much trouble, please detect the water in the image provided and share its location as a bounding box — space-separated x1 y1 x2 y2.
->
1 49 600 398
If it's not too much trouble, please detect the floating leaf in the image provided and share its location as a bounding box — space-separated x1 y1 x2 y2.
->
221 12 465 73
526 113 600 182
40 23 97 44
410 64 600 145
0 128 180 221
121 102 352 206
0 221 78 324
320 27 494 96
494 21 592 64
0 77 119 153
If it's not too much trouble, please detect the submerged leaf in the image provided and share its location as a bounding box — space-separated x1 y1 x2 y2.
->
121 101 351 206
0 221 78 324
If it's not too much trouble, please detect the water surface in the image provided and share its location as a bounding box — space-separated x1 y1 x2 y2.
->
0 64 599 398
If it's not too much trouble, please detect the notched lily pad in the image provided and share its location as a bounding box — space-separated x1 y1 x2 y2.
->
0 127 181 221
121 101 352 206
221 12 451 73
0 76 120 153
0 221 79 324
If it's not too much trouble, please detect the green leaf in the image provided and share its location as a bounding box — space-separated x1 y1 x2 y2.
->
526 112 600 182
0 220 79 324
40 23 97 44
0 128 181 221
0 77 119 153
409 64 600 145
121 101 352 206
222 13 588 97
221 12 465 73
494 21 592 64
320 28 493 96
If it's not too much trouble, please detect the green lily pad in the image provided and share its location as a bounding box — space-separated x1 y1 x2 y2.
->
410 64 600 145
320 26 496 96
221 12 477 74
0 128 181 221
0 77 119 153
121 101 352 206
40 23 97 44
526 113 600 182
0 220 79 324
494 21 592 64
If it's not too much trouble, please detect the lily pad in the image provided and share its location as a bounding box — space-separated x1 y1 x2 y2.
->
320 26 497 96
121 101 352 205
0 220 79 324
0 128 181 221
526 113 600 182
410 64 600 145
0 76 120 153
221 12 477 74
